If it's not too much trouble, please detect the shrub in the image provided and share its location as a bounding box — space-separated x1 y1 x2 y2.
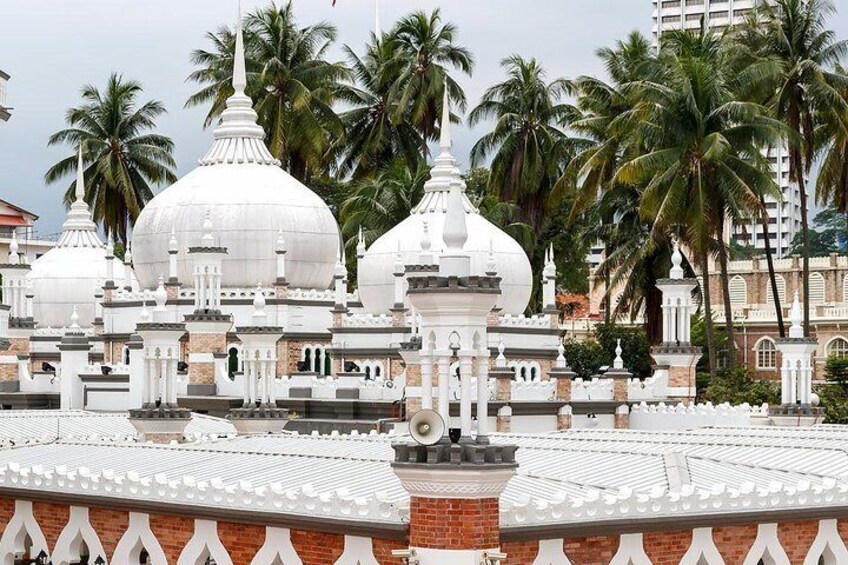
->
594 323 653 379
824 356 848 386
700 366 780 406
561 339 607 379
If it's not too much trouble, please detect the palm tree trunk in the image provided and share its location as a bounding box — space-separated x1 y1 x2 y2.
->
793 148 811 336
717 233 736 370
645 278 663 345
603 243 612 325
700 246 718 380
760 199 785 337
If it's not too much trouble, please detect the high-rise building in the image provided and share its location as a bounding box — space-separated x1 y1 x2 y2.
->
652 0 801 257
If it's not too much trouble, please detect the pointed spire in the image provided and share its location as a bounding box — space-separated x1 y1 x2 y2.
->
75 145 85 203
154 276 168 312
139 291 150 323
69 306 80 331
556 339 567 369
201 209 214 246
485 239 497 276
276 228 286 253
335 247 348 278
356 227 366 258
232 0 247 95
439 182 470 277
439 79 451 153
496 338 506 368
105 235 114 258
124 242 133 265
789 290 804 339
168 227 178 253
252 282 267 325
613 338 624 370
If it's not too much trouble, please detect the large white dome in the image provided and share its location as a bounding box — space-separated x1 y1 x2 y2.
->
131 27 339 291
357 120 533 315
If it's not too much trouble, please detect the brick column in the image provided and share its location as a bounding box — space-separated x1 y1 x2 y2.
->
392 442 517 564
184 314 232 395
490 368 513 402
549 367 575 402
496 405 512 432
615 404 630 429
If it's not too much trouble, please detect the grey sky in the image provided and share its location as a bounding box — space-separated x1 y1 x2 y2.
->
0 1 845 236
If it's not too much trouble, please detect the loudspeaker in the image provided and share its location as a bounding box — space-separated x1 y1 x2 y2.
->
343 361 358 373
296 360 309 372
409 410 445 446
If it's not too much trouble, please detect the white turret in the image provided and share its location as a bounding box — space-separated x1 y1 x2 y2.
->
7 231 18 265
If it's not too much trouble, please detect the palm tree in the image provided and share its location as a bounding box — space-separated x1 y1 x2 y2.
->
557 32 659 327
743 0 848 335
45 73 176 244
616 28 782 378
815 66 848 216
338 35 423 179
389 9 474 156
187 1 351 181
469 55 586 236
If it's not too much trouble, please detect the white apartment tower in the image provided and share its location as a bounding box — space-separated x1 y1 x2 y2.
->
652 0 802 258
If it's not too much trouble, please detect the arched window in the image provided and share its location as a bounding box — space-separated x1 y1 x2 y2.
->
829 338 848 358
755 339 777 370
766 274 786 306
122 345 130 365
729 275 747 310
227 347 240 376
809 272 826 305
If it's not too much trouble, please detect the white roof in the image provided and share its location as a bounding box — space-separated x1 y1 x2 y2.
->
0 425 846 529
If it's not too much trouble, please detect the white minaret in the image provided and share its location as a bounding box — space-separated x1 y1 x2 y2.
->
775 291 818 410
651 241 701 402
542 244 557 311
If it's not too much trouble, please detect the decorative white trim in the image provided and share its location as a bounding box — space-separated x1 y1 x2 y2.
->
803 519 848 565
742 523 790 565
393 466 515 499
0 500 49 565
177 519 233 565
334 536 379 565
609 533 651 565
532 539 573 565
679 528 725 565
250 526 303 565
52 506 108 565
112 512 168 565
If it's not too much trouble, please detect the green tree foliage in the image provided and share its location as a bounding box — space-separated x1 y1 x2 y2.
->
788 206 848 256
594 323 653 379
560 339 607 379
45 73 176 245
700 366 780 406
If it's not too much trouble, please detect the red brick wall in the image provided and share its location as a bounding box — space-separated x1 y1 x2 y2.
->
217 520 266 564
373 537 409 564
31 501 69 550
778 520 819 563
644 530 692 564
501 540 539 563
713 523 764 563
0 498 14 531
88 507 129 559
149 513 194 563
563 535 619 565
291 530 345 564
410 496 500 550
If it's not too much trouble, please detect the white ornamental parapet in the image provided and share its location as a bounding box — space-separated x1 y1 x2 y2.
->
570 378 614 401
629 402 770 430
500 479 848 527
343 313 394 328
511 379 556 401
498 313 550 329
0 461 407 525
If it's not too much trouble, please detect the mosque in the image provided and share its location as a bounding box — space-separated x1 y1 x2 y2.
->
0 11 843 565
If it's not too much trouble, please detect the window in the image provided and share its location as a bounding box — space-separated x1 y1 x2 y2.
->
729 275 747 311
662 14 681 22
756 339 777 370
829 338 848 358
766 274 786 306
809 273 826 305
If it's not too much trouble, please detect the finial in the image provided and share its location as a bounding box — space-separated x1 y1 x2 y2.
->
232 0 247 95
335 248 347 277
789 290 803 339
439 78 451 153
394 241 404 274
614 338 623 370
124 242 132 264
139 292 150 323
70 306 80 330
75 144 85 203
8 231 19 265
154 276 167 311
496 337 506 368
168 227 178 253
420 220 431 253
201 209 214 246
356 227 366 257
442 182 467 253
252 282 267 325
105 235 114 258
670 239 684 279
485 239 497 275
556 339 566 369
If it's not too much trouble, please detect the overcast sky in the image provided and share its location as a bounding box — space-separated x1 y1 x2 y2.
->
0 1 845 236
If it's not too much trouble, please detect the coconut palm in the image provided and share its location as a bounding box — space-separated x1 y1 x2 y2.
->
556 32 659 326
616 28 783 378
741 0 848 335
186 1 351 181
388 9 474 156
469 55 586 235
338 35 423 179
815 66 848 216
45 73 176 245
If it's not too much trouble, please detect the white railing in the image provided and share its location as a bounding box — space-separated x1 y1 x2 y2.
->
343 313 393 328
498 314 550 329
629 401 770 430
511 380 556 401
571 378 613 401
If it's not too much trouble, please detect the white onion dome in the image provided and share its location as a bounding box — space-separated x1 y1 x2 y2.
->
29 148 137 327
357 94 532 314
130 15 339 291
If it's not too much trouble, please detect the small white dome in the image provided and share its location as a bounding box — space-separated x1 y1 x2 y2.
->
357 101 532 315
29 148 138 327
131 20 339 291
